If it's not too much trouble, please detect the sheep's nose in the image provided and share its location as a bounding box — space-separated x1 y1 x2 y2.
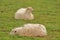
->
10 32 12 35
10 32 14 35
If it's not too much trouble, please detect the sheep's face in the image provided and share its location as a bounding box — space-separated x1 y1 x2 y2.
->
26 7 33 13
10 29 18 35
10 27 23 35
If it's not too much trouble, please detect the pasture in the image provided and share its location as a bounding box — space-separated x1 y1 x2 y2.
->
0 0 60 40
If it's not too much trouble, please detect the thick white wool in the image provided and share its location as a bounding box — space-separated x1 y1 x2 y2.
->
15 7 34 20
10 24 47 37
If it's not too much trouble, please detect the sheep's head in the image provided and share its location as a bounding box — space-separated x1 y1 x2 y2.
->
26 7 33 13
10 27 23 35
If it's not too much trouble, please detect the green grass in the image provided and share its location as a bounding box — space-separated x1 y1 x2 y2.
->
0 0 60 40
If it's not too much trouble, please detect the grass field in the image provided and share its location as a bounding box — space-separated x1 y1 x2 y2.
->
0 0 60 40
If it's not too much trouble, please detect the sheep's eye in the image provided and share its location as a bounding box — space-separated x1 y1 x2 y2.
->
14 31 16 33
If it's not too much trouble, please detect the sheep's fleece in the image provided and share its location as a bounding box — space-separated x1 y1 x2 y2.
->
15 7 34 20
10 24 47 37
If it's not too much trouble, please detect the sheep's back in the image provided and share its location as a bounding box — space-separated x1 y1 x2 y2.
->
16 8 27 14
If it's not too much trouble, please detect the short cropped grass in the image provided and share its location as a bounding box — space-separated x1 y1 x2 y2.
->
0 0 60 40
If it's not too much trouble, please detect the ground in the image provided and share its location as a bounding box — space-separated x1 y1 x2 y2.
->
0 0 60 40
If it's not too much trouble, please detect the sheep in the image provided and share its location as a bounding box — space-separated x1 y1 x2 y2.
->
10 24 47 37
15 7 34 20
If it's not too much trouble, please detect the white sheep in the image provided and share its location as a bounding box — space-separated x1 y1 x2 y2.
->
10 24 47 37
15 7 34 20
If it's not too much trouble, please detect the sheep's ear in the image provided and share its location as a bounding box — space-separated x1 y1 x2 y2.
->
27 7 33 11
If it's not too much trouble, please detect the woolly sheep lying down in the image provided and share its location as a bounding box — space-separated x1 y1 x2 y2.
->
10 24 47 37
15 7 34 20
